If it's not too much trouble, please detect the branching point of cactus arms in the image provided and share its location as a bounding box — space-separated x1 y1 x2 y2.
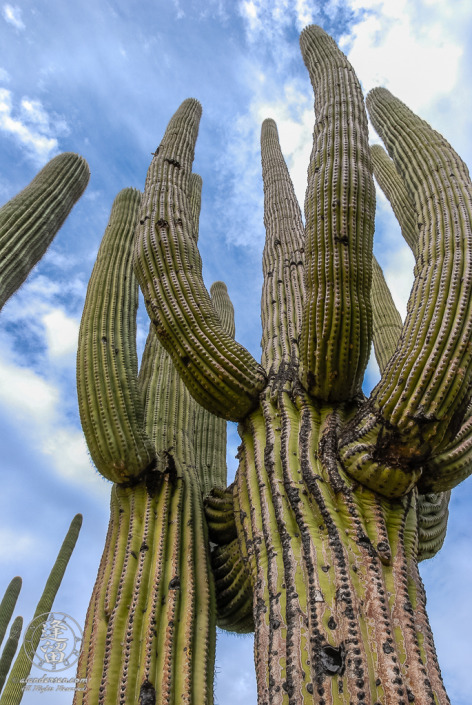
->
132 23 472 705
0 152 90 311
76 182 239 703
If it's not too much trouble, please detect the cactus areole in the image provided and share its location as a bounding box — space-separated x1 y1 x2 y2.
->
132 24 472 705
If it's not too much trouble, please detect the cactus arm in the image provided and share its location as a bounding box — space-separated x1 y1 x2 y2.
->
416 491 450 562
0 578 21 650
260 118 305 372
77 188 157 484
298 25 376 401
371 143 418 254
0 616 23 694
339 88 472 497
371 256 403 374
419 412 472 492
0 153 89 310
134 98 266 422
194 281 235 495
0 515 82 705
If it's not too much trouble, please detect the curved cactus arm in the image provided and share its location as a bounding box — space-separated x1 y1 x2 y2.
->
194 281 235 495
371 144 418 254
339 88 472 497
371 256 452 543
1 515 82 705
416 491 450 562
298 25 376 401
260 118 305 372
134 98 266 422
77 188 157 484
205 487 254 633
371 256 403 374
0 578 21 650
0 153 89 310
0 616 23 694
420 411 472 492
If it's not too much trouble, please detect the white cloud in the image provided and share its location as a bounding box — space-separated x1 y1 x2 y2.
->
0 528 36 561
0 357 59 422
0 88 69 164
2 4 24 30
42 309 79 358
0 67 10 82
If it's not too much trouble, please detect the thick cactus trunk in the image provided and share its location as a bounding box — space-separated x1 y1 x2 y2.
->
235 389 448 704
75 470 214 704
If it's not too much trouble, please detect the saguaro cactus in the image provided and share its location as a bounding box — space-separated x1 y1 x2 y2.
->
75 187 234 704
0 514 82 705
133 25 472 705
0 152 90 311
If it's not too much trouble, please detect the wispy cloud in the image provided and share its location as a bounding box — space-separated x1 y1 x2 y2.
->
0 89 69 164
2 3 24 30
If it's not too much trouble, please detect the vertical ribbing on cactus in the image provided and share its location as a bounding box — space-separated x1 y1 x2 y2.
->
370 143 418 253
77 188 157 484
133 23 472 703
0 617 22 694
298 26 375 400
0 152 89 311
134 98 266 421
75 185 216 704
196 281 235 495
0 514 82 705
260 118 305 372
339 86 472 497
0 578 21 652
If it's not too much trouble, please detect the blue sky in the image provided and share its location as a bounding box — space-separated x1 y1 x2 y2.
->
1 1 472 703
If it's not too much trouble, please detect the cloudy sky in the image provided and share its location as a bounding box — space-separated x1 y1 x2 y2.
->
1 0 471 703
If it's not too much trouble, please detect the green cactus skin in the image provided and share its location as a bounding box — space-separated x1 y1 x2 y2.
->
0 514 82 705
0 152 89 311
195 281 235 496
0 579 21 651
0 617 23 694
298 27 376 401
133 23 472 703
370 143 418 254
133 98 266 422
75 189 216 704
339 87 472 498
77 188 157 484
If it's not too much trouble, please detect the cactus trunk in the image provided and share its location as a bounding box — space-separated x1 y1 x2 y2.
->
235 393 447 704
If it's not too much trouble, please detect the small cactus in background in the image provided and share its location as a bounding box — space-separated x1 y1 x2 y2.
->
130 24 472 704
75 187 234 703
0 152 90 311
0 514 82 704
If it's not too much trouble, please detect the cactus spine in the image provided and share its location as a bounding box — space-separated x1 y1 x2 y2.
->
131 24 472 704
0 514 82 705
75 186 235 703
0 152 89 310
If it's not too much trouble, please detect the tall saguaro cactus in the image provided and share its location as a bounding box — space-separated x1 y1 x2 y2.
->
132 25 472 705
75 187 235 704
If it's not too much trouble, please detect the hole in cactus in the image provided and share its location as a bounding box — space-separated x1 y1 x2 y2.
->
320 643 345 675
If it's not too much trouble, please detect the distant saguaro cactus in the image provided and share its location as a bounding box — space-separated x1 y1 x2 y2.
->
0 514 82 704
75 188 234 704
131 25 472 704
0 152 90 311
